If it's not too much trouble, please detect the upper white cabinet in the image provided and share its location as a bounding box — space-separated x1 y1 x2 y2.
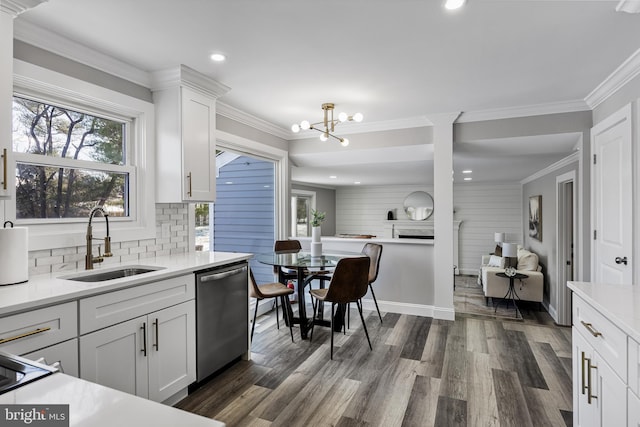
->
0 10 14 199
152 65 230 203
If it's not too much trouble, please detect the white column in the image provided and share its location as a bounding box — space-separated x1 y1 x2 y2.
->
428 112 460 320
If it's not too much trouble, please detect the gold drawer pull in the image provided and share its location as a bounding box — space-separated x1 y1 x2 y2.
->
581 351 588 395
1 148 6 190
581 321 603 338
587 358 598 404
0 327 51 345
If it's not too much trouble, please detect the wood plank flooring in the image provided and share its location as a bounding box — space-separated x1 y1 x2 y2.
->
177 278 573 426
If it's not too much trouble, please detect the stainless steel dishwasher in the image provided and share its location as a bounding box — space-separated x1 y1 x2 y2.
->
195 261 248 383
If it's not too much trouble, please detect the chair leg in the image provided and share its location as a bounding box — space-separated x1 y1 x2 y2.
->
309 295 318 342
251 297 259 341
369 284 382 323
330 303 335 360
275 296 280 330
347 303 350 331
356 300 372 351
281 295 295 343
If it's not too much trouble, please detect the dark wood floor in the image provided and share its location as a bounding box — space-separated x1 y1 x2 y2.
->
177 283 573 426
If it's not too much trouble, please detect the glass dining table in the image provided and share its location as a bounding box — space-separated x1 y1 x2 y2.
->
255 250 362 339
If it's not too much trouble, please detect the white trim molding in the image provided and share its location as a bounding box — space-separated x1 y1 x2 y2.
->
520 151 580 185
0 0 46 16
217 102 291 140
457 99 590 124
585 47 640 109
616 0 640 13
150 64 230 100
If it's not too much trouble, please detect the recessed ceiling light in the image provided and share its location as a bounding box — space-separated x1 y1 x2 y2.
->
444 0 466 10
210 53 226 62
462 170 472 174
329 175 337 179
464 177 472 181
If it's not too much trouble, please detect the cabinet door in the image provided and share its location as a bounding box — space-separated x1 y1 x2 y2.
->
574 329 597 427
593 352 627 427
629 389 640 427
22 339 79 378
181 86 216 202
148 301 196 402
80 316 149 398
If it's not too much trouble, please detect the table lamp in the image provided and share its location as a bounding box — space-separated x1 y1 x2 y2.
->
502 243 518 268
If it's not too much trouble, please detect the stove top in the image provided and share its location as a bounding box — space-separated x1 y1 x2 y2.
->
0 352 57 395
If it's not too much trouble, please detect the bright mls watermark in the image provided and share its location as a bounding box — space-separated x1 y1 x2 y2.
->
0 405 69 426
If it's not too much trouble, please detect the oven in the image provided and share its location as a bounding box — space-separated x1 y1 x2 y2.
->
0 351 57 395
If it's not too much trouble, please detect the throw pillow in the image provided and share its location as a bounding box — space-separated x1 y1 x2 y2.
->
494 245 502 256
488 255 504 268
517 250 539 271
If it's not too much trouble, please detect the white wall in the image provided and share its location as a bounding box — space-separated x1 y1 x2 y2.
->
335 183 523 275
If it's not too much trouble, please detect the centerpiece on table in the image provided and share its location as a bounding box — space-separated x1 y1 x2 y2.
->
311 209 326 257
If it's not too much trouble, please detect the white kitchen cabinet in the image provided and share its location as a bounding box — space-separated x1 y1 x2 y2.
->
0 10 13 199
80 300 195 402
630 389 640 427
22 338 79 378
152 65 230 203
572 293 630 427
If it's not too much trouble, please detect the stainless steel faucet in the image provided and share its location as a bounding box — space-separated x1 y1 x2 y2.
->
85 206 113 270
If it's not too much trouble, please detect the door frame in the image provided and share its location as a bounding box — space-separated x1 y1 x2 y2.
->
556 170 576 326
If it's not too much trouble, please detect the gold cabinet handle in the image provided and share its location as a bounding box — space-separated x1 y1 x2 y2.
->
141 322 147 357
187 172 192 197
153 318 159 351
1 148 6 190
581 351 588 395
587 358 598 404
0 327 51 345
581 320 603 338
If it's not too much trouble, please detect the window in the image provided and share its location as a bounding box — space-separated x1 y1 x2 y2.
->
291 190 315 237
11 60 155 250
12 96 132 220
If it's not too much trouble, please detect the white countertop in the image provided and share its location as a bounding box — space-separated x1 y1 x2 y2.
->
0 251 252 317
568 281 640 343
0 373 224 427
296 236 434 245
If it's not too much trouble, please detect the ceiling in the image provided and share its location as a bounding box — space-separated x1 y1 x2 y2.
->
15 0 640 186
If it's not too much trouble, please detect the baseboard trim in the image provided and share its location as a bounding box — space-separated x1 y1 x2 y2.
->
361 299 455 321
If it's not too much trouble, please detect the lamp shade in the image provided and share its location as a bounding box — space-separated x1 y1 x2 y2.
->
494 232 505 243
502 243 518 258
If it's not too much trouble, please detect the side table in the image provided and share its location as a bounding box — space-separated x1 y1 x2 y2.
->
495 272 529 318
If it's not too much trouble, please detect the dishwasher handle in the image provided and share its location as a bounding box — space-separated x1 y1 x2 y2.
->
199 265 247 282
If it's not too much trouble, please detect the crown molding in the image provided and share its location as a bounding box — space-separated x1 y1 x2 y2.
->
1 0 46 16
616 0 640 13
457 99 590 123
150 64 230 99
585 47 640 109
13 19 152 87
520 151 580 185
217 102 291 140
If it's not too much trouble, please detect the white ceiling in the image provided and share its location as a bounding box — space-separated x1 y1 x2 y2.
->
15 0 640 186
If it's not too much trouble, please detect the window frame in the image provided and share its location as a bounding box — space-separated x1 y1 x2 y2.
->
9 59 155 250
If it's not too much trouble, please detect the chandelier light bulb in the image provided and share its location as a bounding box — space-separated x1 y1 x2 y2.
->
300 120 310 130
352 112 363 122
340 138 349 147
320 133 328 142
444 0 466 10
338 112 348 122
291 123 300 133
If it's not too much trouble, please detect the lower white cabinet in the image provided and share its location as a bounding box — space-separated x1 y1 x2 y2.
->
572 293 631 427
22 338 79 378
80 300 195 402
629 389 640 427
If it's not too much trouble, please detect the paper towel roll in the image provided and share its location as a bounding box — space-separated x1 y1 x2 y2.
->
0 226 28 285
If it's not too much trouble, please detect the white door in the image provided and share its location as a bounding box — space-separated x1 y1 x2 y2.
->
591 104 633 284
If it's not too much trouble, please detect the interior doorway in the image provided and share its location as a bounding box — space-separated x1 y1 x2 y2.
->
556 171 576 326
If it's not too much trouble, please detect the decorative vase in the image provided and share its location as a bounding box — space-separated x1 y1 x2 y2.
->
311 226 322 257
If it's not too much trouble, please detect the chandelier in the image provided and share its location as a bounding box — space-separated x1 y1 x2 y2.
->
291 103 363 147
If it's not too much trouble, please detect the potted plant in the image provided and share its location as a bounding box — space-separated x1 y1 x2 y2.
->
311 209 325 256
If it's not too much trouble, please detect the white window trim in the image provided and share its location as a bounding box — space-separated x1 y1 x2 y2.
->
10 59 155 250
291 189 316 238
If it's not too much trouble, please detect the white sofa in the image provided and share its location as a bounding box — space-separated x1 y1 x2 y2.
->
480 247 544 304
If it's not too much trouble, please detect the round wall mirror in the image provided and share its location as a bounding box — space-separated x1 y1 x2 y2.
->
403 191 434 220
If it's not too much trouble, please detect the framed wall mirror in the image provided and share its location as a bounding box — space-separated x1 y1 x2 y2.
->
403 191 434 220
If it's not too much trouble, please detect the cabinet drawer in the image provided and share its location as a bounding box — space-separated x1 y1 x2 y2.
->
630 337 640 396
0 302 77 355
22 338 79 378
80 275 195 334
573 294 627 380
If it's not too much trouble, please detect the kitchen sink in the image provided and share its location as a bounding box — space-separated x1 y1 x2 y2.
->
61 265 165 282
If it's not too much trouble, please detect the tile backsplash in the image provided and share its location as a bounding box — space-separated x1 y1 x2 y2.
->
28 203 189 276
